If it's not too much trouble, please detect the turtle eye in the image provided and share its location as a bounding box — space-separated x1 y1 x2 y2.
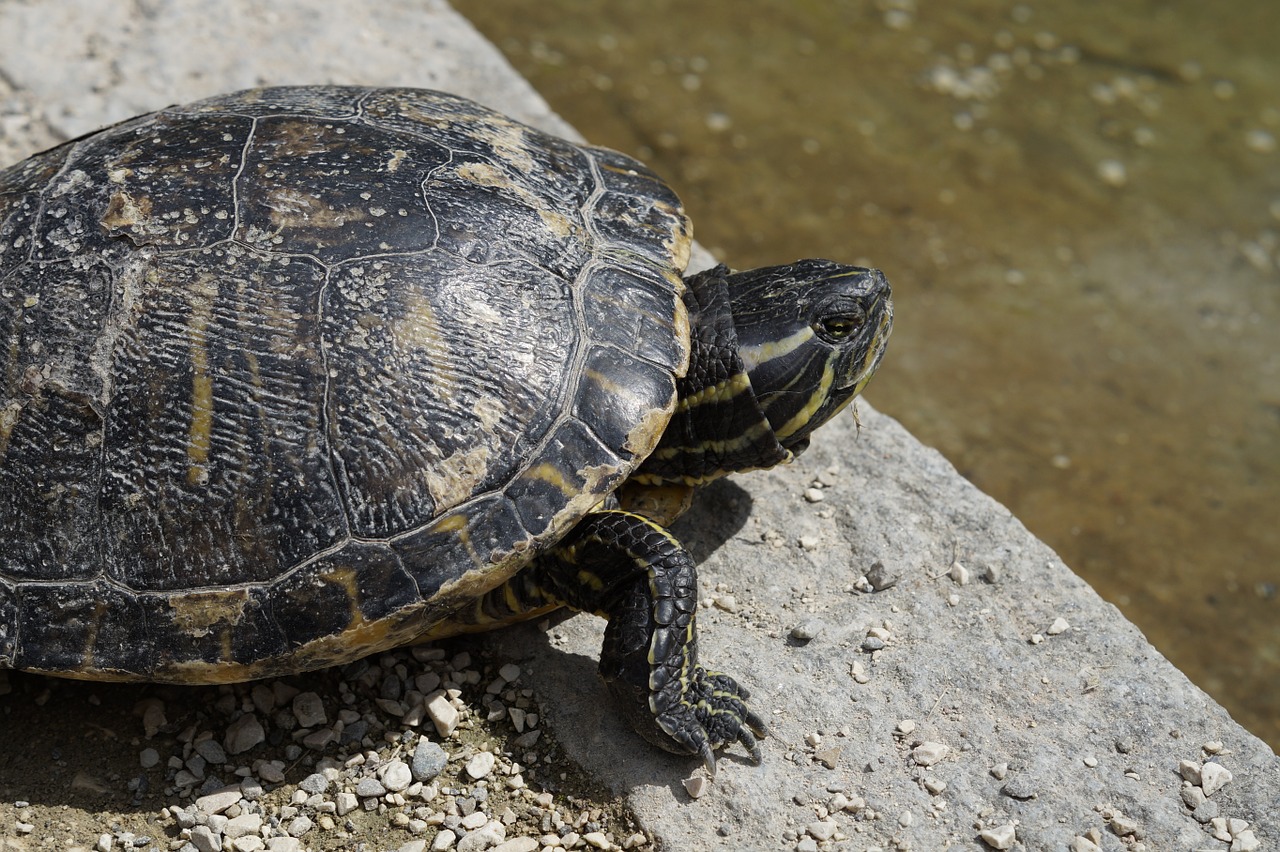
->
815 311 864 343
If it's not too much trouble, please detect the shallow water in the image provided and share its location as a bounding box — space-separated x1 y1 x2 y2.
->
460 1 1280 747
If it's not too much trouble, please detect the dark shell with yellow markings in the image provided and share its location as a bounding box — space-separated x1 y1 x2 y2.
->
0 87 692 682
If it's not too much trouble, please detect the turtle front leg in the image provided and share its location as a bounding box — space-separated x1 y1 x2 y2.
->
530 509 766 775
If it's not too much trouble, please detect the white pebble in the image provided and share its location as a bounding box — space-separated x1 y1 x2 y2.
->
1047 617 1069 635
426 692 460 737
804 488 825 503
381 759 413 792
498 663 522 683
979 823 1017 849
1245 129 1276 153
912 741 949 766
683 774 708 799
431 829 457 851
1096 159 1127 187
1178 759 1202 784
896 719 917 736
1200 761 1233 796
465 751 496 780
949 561 970 585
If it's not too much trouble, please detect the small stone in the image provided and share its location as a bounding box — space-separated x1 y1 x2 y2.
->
1046 617 1069 635
465 751 496 780
683 774 708 799
291 692 327 728
865 561 898 590
491 840 539 852
978 823 1017 849
356 777 386 798
396 842 428 852
1109 813 1139 837
790 619 824 642
1232 829 1261 851
382 759 413 792
807 820 838 841
431 829 457 851
412 739 449 782
990 762 1009 780
1082 756 1098 767
233 838 265 852
138 698 167 738
912 741 948 766
335 792 358 816
224 714 266 755
457 822 505 852
1181 785 1207 810
1178 759 1202 784
798 534 820 551
426 692 461 737
266 839 302 852
923 777 947 795
460 812 489 830
1203 740 1224 754
814 746 842 769
1193 800 1219 823
196 786 244 815
299 773 329 795
1069 838 1102 852
1245 129 1277 154
139 748 160 769
287 816 313 837
195 738 228 765
982 563 1002 583
795 839 819 852
1200 762 1233 796
861 636 885 652
224 814 264 839
189 825 221 852
804 488 825 503
1096 158 1127 187
712 594 738 613
896 720 917 736
96 834 113 852
1001 776 1038 800
949 561 970 585
583 832 610 849
256 760 285 783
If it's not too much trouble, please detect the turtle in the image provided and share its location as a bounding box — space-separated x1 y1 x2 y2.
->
0 86 892 770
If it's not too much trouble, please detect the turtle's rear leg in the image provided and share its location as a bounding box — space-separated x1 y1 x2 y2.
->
524 509 766 774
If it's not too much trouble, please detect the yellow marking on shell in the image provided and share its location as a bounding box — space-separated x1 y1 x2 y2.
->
737 326 815 376
523 461 577 497
775 359 836 440
185 275 219 486
101 191 153 230
78 600 111 673
622 381 678 458
456 161 575 238
0 401 21 461
425 445 491 513
320 566 378 635
386 149 409 172
168 588 251 637
675 371 750 413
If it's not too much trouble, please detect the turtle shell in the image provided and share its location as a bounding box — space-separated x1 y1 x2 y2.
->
0 86 692 682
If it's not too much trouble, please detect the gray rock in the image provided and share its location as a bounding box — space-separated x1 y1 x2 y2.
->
355 778 386 799
189 826 220 852
291 692 327 729
412 740 449 782
224 715 265 756
298 773 329 795
194 738 228 765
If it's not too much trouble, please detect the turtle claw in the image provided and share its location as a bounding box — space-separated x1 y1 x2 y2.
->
651 666 767 772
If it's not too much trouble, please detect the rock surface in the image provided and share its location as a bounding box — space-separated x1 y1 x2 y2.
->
0 1 1276 851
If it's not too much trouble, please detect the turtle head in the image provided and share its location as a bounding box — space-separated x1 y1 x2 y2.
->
728 259 893 454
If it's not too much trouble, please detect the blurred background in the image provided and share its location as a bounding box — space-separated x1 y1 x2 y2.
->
460 0 1279 747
